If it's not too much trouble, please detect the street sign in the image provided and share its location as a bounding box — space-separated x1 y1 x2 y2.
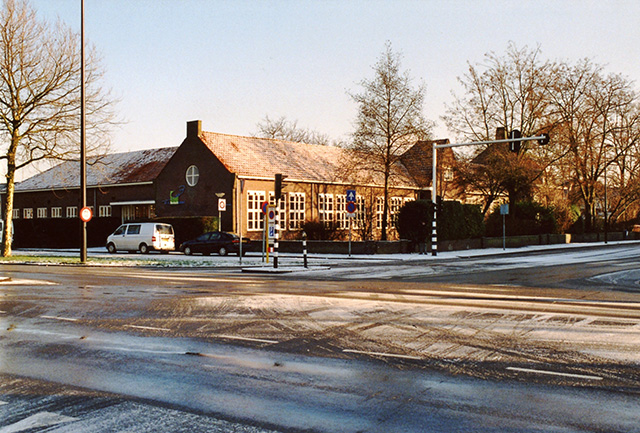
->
79 206 92 223
346 189 356 202
218 198 227 212
261 201 269 215
500 203 509 215
346 201 356 214
268 206 276 223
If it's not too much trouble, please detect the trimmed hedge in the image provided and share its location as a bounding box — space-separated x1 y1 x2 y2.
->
396 199 484 243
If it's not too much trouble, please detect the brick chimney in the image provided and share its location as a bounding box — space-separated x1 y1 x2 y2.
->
187 120 202 138
495 127 506 140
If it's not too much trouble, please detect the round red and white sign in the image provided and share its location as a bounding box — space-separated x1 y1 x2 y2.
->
79 206 93 222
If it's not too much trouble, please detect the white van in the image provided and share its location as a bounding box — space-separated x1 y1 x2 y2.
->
106 222 175 254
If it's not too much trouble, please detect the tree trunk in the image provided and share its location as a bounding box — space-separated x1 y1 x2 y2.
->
381 166 390 241
2 145 16 257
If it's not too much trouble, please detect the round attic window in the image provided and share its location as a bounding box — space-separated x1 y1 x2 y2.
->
186 165 199 186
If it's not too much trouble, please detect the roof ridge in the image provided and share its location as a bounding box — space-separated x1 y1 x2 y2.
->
200 130 338 150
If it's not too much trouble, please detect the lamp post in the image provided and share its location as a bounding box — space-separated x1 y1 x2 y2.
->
604 165 608 244
80 0 87 263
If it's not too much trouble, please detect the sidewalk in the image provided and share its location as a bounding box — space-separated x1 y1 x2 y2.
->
8 239 640 269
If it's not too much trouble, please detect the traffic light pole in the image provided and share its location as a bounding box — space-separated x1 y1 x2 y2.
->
431 134 548 256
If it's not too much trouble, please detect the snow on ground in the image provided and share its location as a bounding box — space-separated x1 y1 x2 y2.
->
10 240 640 275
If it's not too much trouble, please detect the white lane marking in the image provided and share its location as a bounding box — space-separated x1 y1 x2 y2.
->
0 279 57 286
0 310 6 314
0 411 77 433
0 400 6 405
40 315 78 322
343 349 422 361
125 274 263 284
507 366 603 381
215 335 279 344
124 325 171 332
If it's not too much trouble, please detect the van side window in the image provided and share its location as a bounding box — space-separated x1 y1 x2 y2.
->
113 226 126 236
127 224 141 235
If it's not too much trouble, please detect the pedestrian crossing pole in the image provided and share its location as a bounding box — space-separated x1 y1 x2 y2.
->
273 174 283 269
431 142 438 256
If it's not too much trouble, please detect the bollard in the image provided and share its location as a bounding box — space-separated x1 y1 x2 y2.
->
302 231 308 268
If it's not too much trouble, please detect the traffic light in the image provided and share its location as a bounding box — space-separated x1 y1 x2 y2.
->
274 173 283 200
509 129 521 153
538 133 550 145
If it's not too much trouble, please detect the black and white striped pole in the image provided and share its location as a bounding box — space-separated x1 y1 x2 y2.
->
431 141 438 256
302 231 308 268
430 133 549 256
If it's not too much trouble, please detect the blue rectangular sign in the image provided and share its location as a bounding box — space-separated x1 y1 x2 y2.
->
346 189 356 202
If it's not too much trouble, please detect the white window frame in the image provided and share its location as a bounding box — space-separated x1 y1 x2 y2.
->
354 196 366 229
390 196 403 226
376 197 384 229
99 205 112 217
186 165 199 187
318 193 334 228
51 207 62 218
336 195 348 230
247 191 266 231
37 207 47 218
23 208 33 219
288 192 305 230
12 209 19 219
66 206 78 218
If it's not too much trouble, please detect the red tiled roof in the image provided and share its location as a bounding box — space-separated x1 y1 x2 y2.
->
200 132 343 182
199 131 422 188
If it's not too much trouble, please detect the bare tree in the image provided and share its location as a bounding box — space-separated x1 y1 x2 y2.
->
444 43 563 213
254 115 333 146
348 41 432 240
0 0 116 256
547 59 639 231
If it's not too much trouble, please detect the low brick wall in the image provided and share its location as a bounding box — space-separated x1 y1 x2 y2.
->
271 231 639 255
278 239 411 255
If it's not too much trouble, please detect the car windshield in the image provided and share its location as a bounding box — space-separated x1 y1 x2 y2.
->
113 225 126 236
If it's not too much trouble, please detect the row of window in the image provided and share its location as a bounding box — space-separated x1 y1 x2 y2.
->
13 205 112 219
246 191 413 231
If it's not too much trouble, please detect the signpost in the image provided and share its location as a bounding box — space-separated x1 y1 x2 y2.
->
346 190 356 257
215 192 225 231
500 203 509 250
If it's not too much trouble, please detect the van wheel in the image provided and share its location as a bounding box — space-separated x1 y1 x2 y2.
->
139 243 149 254
184 246 192 256
107 243 117 254
218 246 228 256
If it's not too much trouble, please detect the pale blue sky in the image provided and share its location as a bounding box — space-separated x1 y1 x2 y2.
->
30 0 640 153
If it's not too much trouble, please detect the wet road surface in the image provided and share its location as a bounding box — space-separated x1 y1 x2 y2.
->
1 245 640 431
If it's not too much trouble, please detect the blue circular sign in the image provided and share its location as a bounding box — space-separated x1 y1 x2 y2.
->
346 201 356 214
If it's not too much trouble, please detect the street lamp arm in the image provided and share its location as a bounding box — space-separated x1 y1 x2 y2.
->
430 134 549 256
434 135 548 150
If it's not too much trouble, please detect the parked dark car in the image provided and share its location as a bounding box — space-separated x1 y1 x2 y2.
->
179 231 251 256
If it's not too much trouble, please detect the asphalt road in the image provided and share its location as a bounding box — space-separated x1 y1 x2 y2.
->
1 244 640 432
